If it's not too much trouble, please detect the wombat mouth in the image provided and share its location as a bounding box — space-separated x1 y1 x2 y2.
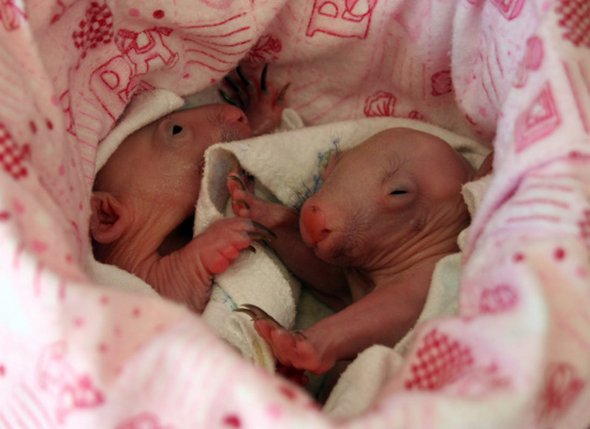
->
312 234 354 267
157 213 196 256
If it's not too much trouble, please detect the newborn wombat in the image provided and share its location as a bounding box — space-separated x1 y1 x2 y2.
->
229 127 474 376
90 66 286 313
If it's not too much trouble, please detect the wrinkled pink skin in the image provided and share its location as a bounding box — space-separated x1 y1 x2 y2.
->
90 69 286 313
229 128 475 375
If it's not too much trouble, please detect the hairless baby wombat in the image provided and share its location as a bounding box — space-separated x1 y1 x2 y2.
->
90 66 287 313
229 128 475 377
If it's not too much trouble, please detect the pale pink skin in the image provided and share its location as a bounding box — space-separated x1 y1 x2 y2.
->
90 69 286 313
228 128 475 375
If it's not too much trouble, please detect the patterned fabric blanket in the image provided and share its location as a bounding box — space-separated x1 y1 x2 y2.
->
0 0 589 427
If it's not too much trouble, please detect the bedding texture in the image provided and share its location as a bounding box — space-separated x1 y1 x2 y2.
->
1 0 589 428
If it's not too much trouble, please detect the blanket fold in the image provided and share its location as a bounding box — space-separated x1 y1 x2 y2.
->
2 1 590 427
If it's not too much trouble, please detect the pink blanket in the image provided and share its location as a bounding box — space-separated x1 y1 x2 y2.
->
1 0 589 427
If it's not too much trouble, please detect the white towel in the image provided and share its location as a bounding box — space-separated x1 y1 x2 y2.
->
95 89 185 174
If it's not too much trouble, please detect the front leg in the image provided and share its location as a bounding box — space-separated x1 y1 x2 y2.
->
220 65 290 136
227 169 298 229
146 217 274 313
227 170 349 306
236 304 336 375
238 279 425 375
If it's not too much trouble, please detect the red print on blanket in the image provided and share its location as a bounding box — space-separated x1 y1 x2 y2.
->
556 0 590 48
364 90 396 117
245 34 282 64
116 412 170 429
0 122 30 180
479 284 519 314
407 110 426 121
578 209 590 252
90 27 178 119
59 90 77 137
306 0 378 39
514 36 544 88
72 1 114 59
51 0 77 24
200 0 234 10
0 0 25 31
490 0 525 21
514 83 560 153
563 60 590 134
392 0 431 42
37 342 105 423
538 362 585 422
405 329 474 390
431 70 453 96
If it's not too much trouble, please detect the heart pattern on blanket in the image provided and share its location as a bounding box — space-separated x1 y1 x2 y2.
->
405 328 474 391
479 284 519 314
72 1 114 58
246 34 283 64
538 362 585 422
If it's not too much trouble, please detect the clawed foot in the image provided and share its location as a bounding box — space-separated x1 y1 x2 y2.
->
235 304 332 375
227 168 256 218
227 168 299 228
219 64 290 136
186 218 275 276
234 302 278 321
145 218 276 313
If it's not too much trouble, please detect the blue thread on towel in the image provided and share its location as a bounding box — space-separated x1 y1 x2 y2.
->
211 283 238 310
294 136 340 208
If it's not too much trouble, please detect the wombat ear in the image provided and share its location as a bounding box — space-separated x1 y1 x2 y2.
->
89 192 130 244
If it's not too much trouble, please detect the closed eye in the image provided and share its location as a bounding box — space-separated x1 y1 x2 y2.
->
390 189 408 195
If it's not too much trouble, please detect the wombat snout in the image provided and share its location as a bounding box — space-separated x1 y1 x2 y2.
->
300 203 332 247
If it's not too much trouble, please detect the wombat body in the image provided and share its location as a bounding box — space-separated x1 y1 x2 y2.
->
229 127 474 376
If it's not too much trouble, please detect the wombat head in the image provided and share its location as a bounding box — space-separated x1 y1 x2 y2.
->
299 128 473 268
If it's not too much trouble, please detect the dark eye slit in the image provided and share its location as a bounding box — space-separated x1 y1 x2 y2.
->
390 190 407 195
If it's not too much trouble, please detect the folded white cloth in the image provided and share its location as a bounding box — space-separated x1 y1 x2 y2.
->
95 89 185 174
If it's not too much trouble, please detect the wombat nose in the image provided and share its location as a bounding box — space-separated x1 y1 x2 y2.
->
219 104 248 125
216 104 252 141
300 204 331 246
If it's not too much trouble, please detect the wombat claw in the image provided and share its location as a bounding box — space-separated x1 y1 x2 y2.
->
247 223 276 245
276 82 290 105
218 88 239 107
228 173 247 190
293 330 308 341
247 232 272 246
222 76 246 109
236 66 251 88
252 221 277 240
234 303 280 324
260 63 269 93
